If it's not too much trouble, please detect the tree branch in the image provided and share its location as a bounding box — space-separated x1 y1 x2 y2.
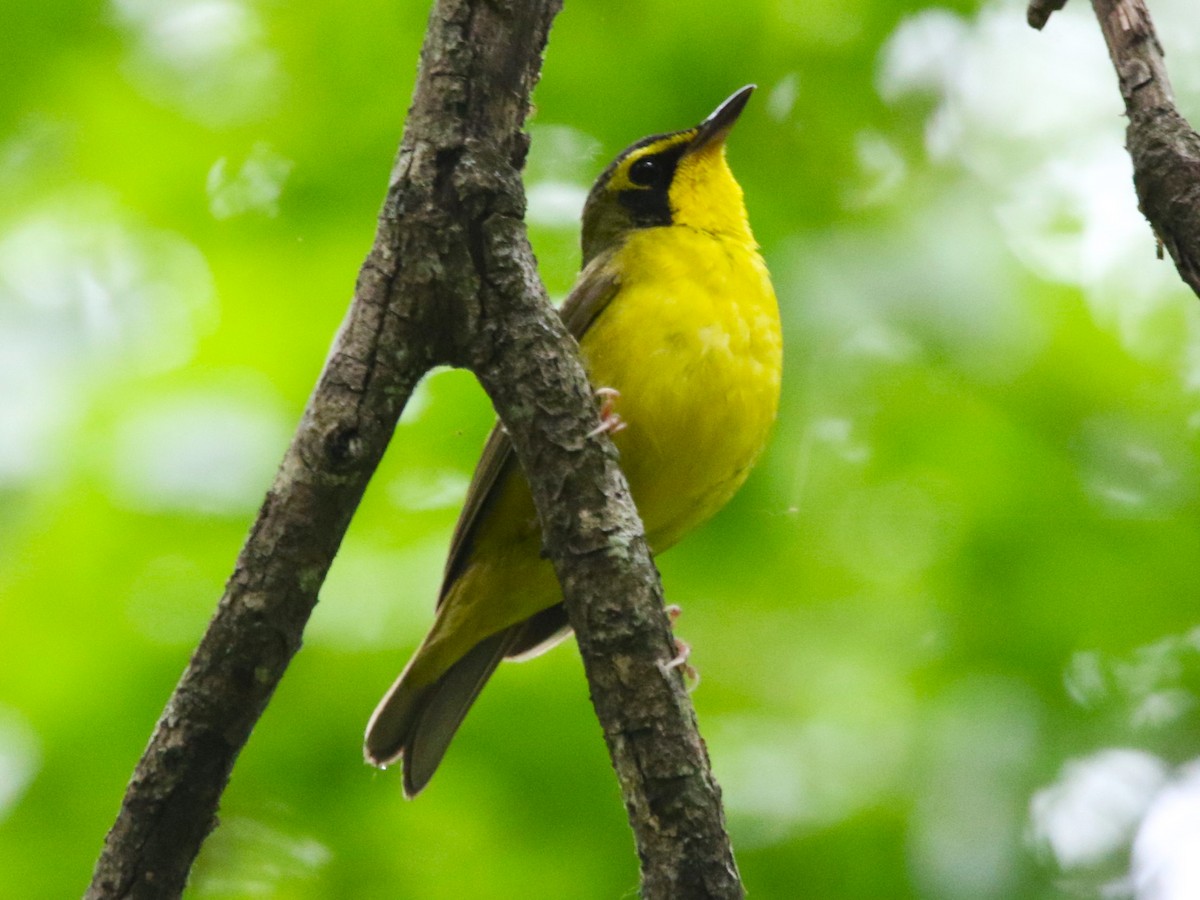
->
88 0 744 897
1030 0 1200 299
86 1 558 895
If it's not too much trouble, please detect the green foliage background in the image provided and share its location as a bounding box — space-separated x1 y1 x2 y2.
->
4 0 1200 897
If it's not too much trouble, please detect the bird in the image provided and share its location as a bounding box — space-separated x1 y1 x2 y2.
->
364 86 783 797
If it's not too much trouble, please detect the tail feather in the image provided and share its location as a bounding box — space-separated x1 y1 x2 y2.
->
364 629 514 798
505 603 572 661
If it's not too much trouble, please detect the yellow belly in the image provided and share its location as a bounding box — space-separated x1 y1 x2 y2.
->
416 226 781 675
582 227 781 549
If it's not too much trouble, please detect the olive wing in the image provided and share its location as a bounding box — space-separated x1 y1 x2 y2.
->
436 255 621 602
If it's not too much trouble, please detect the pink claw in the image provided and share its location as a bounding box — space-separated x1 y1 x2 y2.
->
663 611 700 691
587 387 627 438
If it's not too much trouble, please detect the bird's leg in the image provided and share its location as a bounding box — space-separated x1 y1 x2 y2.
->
587 387 627 438
663 604 700 691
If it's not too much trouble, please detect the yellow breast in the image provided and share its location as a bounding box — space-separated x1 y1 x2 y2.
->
580 226 782 550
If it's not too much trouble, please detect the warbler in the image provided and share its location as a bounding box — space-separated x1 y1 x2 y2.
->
365 86 782 797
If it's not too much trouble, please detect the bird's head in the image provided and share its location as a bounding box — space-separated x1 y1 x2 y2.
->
579 86 756 265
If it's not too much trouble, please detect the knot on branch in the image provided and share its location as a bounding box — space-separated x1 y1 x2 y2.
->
297 420 369 477
320 423 365 471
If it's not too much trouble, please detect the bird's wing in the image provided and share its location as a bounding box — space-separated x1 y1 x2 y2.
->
437 254 621 603
365 255 622 782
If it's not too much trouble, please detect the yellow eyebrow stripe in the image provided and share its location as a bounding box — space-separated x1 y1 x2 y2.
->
608 132 695 191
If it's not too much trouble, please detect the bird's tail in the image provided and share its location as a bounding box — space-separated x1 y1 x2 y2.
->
364 604 575 797
364 629 513 798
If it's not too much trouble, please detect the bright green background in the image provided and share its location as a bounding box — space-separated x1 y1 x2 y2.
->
4 0 1200 897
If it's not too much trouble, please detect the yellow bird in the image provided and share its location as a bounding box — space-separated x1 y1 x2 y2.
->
365 86 782 797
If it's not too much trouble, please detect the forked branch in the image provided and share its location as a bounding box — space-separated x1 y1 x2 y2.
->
86 1 743 897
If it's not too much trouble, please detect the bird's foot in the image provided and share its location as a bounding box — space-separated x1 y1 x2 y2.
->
663 604 700 691
587 387 626 438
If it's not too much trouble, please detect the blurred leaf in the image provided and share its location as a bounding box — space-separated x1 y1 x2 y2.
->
5 0 1200 897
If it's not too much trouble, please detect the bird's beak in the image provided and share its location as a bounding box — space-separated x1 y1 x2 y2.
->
687 85 755 155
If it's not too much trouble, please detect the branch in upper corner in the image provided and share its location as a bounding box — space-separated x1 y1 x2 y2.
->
1028 0 1070 30
1032 0 1200 300
1093 0 1200 300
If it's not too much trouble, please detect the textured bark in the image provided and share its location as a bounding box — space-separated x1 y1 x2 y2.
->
86 1 557 896
87 0 744 897
1030 0 1200 300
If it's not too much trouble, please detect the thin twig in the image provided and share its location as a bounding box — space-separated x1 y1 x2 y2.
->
1028 0 1070 30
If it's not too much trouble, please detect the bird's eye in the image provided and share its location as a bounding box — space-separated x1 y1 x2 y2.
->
628 156 660 186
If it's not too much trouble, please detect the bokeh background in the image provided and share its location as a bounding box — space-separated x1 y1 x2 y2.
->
4 0 1200 896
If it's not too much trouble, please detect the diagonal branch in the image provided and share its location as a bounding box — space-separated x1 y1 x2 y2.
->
86 1 559 895
1030 0 1200 300
87 0 744 897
